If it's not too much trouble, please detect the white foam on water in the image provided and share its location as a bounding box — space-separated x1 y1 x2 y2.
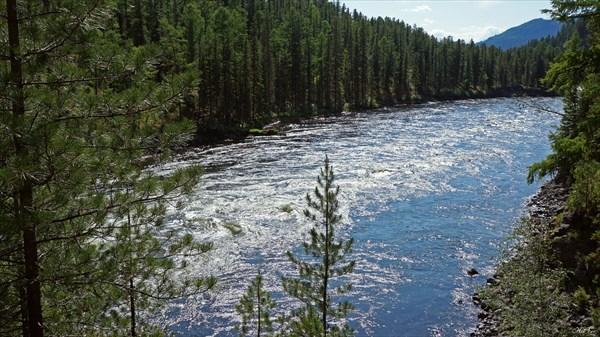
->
151 97 562 336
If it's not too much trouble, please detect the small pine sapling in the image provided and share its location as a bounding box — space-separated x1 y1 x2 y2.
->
282 156 355 337
236 271 276 337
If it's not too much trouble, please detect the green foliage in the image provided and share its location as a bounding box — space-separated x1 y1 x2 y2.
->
542 32 585 94
0 0 579 335
569 161 600 218
527 134 587 183
249 128 281 136
532 1 600 184
109 0 566 131
280 204 294 214
503 4 600 332
235 272 276 337
287 306 325 337
249 128 266 135
479 218 574 336
0 1 213 336
529 12 600 186
236 158 358 336
224 223 244 235
593 306 600 329
574 287 592 308
529 3 600 329
527 155 560 184
90 195 216 336
282 156 355 336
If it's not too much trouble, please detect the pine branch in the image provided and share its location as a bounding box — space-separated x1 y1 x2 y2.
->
20 1 103 61
100 277 216 301
23 76 117 87
49 74 196 123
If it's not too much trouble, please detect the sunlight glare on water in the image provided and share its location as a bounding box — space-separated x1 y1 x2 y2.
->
156 97 562 336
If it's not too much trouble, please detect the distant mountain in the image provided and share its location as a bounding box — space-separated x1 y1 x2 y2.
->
478 18 562 50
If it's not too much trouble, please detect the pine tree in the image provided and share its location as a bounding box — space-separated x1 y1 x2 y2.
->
92 179 216 337
282 156 355 337
235 271 276 337
0 1 211 336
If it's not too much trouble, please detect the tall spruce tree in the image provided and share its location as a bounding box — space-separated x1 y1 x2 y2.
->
0 1 213 336
282 156 355 337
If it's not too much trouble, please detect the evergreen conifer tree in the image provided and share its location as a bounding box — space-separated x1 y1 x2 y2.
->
282 156 355 337
0 1 213 336
235 271 276 337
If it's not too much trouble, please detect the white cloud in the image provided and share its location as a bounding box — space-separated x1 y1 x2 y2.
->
402 5 432 13
430 25 503 42
423 18 436 26
476 1 501 9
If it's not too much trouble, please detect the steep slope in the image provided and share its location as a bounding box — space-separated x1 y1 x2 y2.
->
479 18 562 50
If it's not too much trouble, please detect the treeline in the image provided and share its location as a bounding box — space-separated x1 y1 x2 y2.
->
113 0 567 133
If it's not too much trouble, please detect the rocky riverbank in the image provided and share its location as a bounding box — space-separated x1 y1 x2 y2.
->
471 181 576 337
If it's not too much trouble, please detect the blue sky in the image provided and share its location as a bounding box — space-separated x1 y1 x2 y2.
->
340 0 554 42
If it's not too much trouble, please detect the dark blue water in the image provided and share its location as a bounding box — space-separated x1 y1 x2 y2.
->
158 97 562 336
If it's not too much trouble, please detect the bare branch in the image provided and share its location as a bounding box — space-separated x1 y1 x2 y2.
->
23 76 117 87
17 10 63 22
516 96 565 117
100 278 216 301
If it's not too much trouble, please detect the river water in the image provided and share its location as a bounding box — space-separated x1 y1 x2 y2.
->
158 97 562 336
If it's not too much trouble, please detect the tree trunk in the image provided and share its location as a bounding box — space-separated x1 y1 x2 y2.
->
129 277 137 337
22 194 42 337
6 1 44 336
323 193 330 337
257 279 261 337
18 281 29 337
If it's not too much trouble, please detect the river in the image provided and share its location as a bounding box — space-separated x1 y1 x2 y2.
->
157 97 562 336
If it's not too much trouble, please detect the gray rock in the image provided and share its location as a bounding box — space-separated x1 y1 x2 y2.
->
486 278 499 286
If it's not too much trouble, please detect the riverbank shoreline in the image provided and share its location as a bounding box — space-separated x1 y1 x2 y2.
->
190 89 558 147
471 178 599 336
471 179 568 336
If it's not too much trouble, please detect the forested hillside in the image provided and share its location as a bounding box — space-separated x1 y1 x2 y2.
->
113 0 567 135
479 18 562 50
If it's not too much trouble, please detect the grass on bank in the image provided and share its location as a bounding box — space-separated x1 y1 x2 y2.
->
477 215 598 336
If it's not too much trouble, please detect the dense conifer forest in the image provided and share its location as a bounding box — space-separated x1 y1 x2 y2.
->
0 0 595 336
112 0 577 135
